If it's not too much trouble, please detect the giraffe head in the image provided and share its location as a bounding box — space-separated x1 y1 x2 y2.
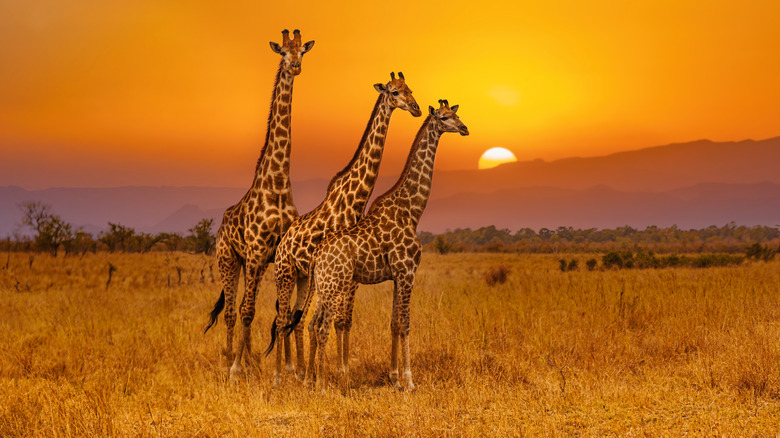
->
269 29 315 76
373 72 422 117
428 100 469 136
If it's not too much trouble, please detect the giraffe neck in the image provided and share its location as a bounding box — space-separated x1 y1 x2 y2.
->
254 62 295 193
323 93 394 210
380 115 441 228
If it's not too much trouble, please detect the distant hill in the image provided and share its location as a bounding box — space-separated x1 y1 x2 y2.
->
2 137 779 236
424 137 780 200
418 182 780 232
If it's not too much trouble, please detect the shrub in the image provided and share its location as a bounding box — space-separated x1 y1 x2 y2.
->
586 258 597 271
485 265 510 286
433 236 454 255
634 251 659 269
746 243 776 262
601 251 635 269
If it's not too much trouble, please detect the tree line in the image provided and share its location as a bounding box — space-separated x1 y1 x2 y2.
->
420 224 780 254
4 202 779 257
1 201 216 255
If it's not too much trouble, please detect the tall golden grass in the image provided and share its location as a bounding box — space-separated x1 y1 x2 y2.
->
1 251 779 436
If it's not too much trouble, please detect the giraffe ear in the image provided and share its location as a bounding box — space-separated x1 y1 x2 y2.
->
429 105 435 115
269 42 283 54
302 40 315 53
374 83 386 93
451 105 459 113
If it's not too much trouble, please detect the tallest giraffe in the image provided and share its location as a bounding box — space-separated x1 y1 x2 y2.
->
205 29 314 379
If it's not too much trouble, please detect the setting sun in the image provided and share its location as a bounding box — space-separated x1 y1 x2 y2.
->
478 147 518 170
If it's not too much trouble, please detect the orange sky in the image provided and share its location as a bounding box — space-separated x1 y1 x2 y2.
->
1 0 779 189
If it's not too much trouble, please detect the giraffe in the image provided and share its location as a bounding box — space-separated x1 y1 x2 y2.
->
203 29 314 379
266 72 422 386
296 100 468 390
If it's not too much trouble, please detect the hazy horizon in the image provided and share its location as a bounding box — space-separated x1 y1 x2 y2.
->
3 134 779 191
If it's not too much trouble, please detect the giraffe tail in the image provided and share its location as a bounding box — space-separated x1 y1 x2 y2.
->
263 300 280 357
282 258 317 336
203 289 225 334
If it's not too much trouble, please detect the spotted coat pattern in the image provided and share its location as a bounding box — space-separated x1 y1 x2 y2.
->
269 73 421 384
302 101 469 390
204 30 314 378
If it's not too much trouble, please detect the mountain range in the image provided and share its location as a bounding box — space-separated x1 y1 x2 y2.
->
2 137 779 236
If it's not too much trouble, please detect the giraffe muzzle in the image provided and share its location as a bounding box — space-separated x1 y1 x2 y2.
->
459 125 470 136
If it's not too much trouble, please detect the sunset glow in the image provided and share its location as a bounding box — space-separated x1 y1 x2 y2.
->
479 147 518 170
1 1 779 189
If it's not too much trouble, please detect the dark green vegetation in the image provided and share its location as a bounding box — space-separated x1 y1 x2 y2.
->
4 201 215 255
422 224 779 255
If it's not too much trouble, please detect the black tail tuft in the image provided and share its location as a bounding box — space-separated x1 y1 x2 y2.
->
282 309 304 336
264 299 280 357
203 290 225 334
264 317 278 357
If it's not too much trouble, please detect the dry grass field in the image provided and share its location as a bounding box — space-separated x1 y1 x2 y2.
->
1 251 779 436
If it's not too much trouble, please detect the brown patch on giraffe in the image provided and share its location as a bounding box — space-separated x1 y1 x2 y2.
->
295 101 468 390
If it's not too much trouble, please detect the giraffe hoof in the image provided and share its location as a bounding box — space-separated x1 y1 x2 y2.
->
229 364 244 382
404 371 415 392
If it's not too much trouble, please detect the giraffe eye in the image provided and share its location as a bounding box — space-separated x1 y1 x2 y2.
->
440 116 448 121
281 51 287 56
392 91 399 96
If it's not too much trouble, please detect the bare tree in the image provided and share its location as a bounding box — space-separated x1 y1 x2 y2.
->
19 201 73 256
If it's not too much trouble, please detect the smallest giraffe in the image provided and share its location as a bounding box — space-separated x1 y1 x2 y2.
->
295 100 469 391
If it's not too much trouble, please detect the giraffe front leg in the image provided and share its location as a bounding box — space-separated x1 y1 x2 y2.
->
400 333 414 391
397 277 415 391
231 253 269 380
389 286 402 390
223 294 237 365
335 325 345 373
335 282 358 377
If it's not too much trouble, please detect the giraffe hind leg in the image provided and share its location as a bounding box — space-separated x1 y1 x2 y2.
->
217 245 242 365
271 260 297 387
304 301 323 387
284 275 306 374
292 274 310 380
231 249 271 379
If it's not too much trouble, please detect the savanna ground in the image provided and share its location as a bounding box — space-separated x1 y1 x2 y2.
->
1 251 779 436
